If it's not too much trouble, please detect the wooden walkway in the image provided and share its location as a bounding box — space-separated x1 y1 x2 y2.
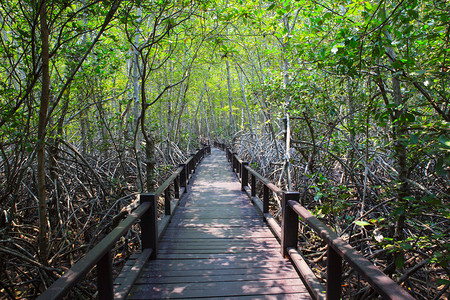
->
126 148 311 299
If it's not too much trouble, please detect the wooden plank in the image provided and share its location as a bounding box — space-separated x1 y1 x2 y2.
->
288 247 326 300
114 248 152 300
136 272 303 284
138 266 302 278
179 295 309 300
167 223 268 230
114 256 139 280
169 212 261 219
168 218 265 227
159 237 279 246
156 251 287 260
157 245 280 252
161 228 274 239
128 280 309 299
142 258 298 271
175 204 254 209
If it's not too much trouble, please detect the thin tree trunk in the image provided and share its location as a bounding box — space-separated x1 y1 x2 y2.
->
226 59 234 133
132 7 143 192
387 48 409 243
206 90 217 136
80 109 88 155
37 0 50 266
187 81 208 151
235 64 254 136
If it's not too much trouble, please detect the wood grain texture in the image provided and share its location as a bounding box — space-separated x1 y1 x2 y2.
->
126 148 311 299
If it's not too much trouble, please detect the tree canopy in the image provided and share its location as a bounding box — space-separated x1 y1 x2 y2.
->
0 0 448 298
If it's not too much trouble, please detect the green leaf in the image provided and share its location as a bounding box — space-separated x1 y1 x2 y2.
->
395 255 405 269
402 196 415 202
422 195 440 205
354 220 371 227
322 203 331 214
314 192 323 201
405 113 415 122
392 206 405 216
439 135 450 148
409 134 419 144
436 158 446 176
400 242 412 250
385 103 398 109
436 278 450 286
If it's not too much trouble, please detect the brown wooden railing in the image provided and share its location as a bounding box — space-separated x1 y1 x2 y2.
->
218 143 413 300
38 145 211 300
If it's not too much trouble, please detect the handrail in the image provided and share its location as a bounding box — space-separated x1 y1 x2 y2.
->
223 146 414 300
213 141 227 151
38 145 211 300
288 200 413 300
246 165 283 196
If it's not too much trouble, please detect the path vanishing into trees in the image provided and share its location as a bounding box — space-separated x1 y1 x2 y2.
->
1 1 448 299
36 145 417 300
123 148 311 299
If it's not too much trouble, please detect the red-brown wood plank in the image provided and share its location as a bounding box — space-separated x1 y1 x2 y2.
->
128 280 310 299
139 258 302 271
126 148 311 299
138 266 302 278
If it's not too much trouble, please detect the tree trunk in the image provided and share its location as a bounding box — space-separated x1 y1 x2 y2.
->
388 50 409 243
132 7 143 192
37 0 50 266
226 59 234 133
235 64 254 136
206 90 217 136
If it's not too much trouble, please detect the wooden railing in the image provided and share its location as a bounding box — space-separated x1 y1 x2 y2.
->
213 141 226 151
38 145 211 300
219 143 413 300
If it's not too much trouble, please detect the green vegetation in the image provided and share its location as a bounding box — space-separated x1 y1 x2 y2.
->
0 0 448 298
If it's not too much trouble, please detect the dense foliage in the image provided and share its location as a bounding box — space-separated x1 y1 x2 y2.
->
0 0 448 298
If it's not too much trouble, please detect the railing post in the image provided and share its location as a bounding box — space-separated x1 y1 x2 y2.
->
190 153 195 174
237 158 241 178
326 246 343 300
238 160 242 178
232 153 237 173
241 162 248 191
251 174 256 197
263 185 269 214
174 177 179 198
194 151 198 169
164 188 171 215
97 250 113 300
281 191 299 257
179 163 187 190
140 193 158 259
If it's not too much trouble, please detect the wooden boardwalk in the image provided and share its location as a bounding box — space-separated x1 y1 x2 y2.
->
126 148 311 299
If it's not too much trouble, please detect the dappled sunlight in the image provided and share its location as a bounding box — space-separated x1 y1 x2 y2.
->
129 149 311 299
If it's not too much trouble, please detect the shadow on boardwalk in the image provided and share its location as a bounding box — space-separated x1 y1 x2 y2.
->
127 148 311 299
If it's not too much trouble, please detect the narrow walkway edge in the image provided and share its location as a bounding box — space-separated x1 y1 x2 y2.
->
127 148 312 299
